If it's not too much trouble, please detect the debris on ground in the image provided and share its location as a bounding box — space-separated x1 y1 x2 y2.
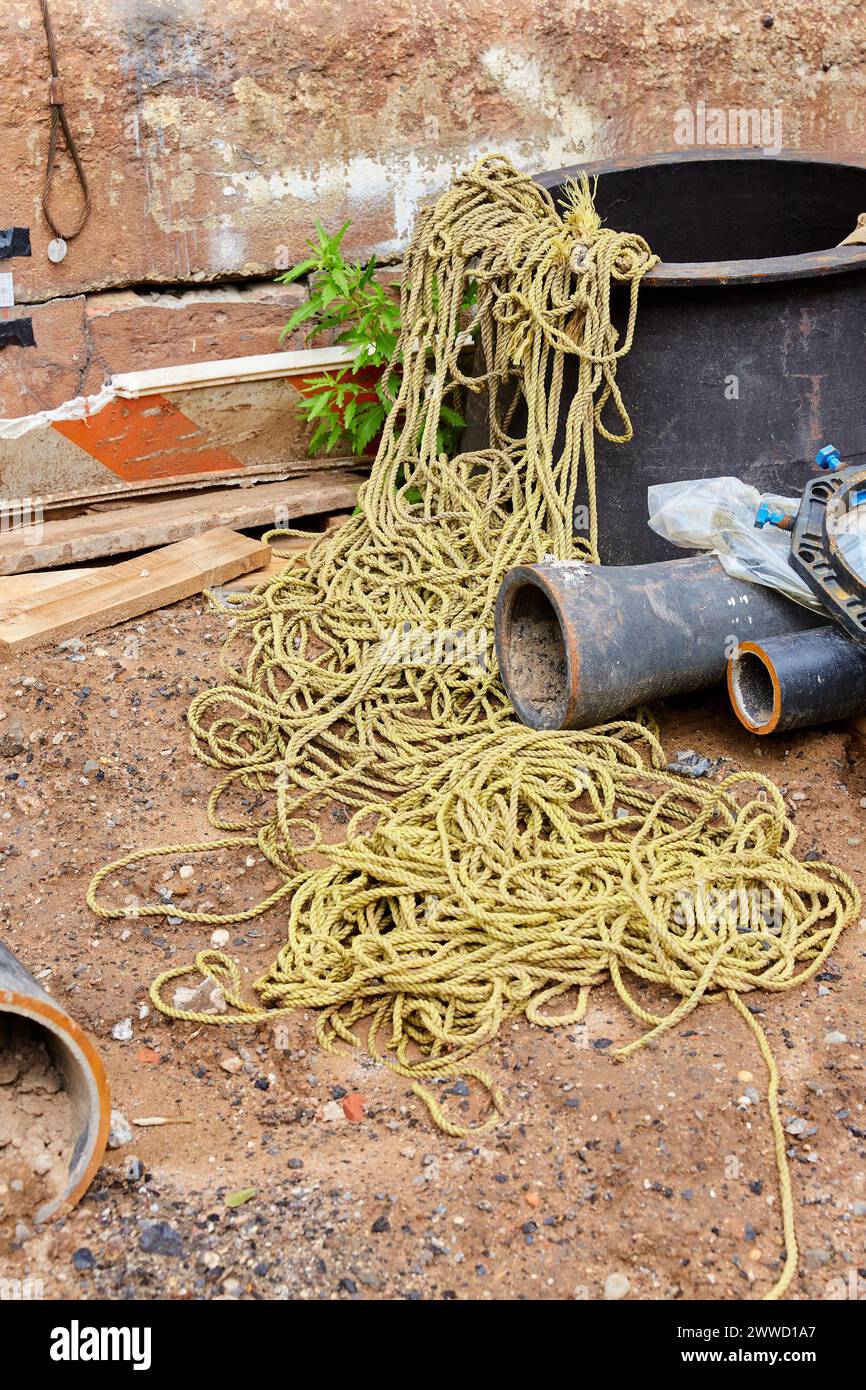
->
666 749 719 778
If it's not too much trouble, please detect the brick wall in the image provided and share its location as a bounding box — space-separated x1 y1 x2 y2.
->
2 0 865 416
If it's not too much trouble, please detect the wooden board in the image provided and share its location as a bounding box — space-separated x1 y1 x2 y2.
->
0 528 270 655
223 555 297 590
0 469 366 574
0 568 100 603
39 454 359 516
223 513 353 590
111 346 353 398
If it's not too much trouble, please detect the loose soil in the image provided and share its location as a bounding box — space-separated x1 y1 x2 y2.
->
0 592 863 1301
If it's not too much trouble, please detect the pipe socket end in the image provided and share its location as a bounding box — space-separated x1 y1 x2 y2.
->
728 642 782 735
495 570 572 729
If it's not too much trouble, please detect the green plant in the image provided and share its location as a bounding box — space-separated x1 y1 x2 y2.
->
278 220 470 458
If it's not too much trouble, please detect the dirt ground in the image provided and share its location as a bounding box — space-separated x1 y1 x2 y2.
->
0 590 864 1302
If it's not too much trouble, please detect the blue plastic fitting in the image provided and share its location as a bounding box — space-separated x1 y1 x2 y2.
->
816 445 842 471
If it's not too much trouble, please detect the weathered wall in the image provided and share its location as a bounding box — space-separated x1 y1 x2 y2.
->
2 0 866 415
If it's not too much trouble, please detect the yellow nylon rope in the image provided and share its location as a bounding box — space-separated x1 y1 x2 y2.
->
87 157 859 1299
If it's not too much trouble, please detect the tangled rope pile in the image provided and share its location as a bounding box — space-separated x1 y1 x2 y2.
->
88 157 859 1299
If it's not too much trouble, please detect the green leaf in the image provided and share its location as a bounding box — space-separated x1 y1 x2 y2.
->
277 256 320 285
226 1187 256 1208
354 404 385 452
281 296 324 338
308 420 331 453
330 265 351 298
305 390 336 421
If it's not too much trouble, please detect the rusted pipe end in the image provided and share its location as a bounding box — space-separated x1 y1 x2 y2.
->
727 641 782 735
495 566 575 729
0 943 110 1224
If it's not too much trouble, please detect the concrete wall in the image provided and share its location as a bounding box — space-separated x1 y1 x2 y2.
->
2 0 866 416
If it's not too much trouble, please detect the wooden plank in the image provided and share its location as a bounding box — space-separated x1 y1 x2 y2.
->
0 529 270 655
111 346 353 398
223 513 353 590
39 456 357 515
0 469 367 574
223 554 298 590
0 568 100 603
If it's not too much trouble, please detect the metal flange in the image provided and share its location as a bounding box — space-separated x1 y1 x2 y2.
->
788 464 866 645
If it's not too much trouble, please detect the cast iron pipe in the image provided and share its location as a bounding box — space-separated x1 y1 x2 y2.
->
495 555 820 730
462 149 866 565
728 625 866 735
0 939 110 1222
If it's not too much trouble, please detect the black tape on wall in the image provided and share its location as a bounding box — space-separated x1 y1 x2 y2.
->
0 319 36 349
0 228 31 260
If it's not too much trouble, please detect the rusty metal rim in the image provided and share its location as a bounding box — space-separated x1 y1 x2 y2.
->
727 640 782 736
535 148 866 287
0 988 110 1222
494 565 578 730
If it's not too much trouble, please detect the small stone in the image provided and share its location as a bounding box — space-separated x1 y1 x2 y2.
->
178 864 195 879
852 1201 866 1217
785 1116 809 1137
824 1031 848 1045
173 978 227 1014
342 1092 364 1123
804 1248 830 1269
603 1272 631 1300
111 1018 133 1042
371 1215 390 1233
72 1247 95 1271
107 1110 134 1148
211 928 231 949
737 1070 754 1084
32 1152 53 1176
219 1055 243 1075
0 717 27 759
321 1100 345 1122
123 1156 145 1182
524 1191 540 1209
139 1220 184 1257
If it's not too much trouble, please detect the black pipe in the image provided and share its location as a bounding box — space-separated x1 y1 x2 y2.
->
728 625 866 734
462 150 866 565
495 555 820 730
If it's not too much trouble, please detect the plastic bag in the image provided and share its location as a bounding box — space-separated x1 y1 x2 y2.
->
647 476 825 611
